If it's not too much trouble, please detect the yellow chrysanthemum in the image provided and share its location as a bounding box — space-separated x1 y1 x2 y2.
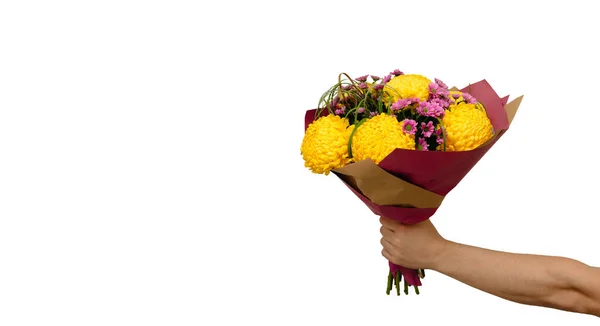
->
301 114 354 175
442 102 494 151
351 113 415 164
385 74 432 103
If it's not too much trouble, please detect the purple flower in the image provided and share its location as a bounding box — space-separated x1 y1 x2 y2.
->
382 74 393 84
421 121 435 138
408 97 421 105
391 69 404 76
462 92 477 104
355 75 369 82
429 97 451 112
370 75 380 81
334 105 346 115
429 81 449 98
392 98 419 111
401 119 417 135
391 100 403 111
435 127 444 144
373 84 385 90
452 93 461 99
417 101 444 118
358 82 369 89
434 78 448 89
370 111 379 117
418 138 429 151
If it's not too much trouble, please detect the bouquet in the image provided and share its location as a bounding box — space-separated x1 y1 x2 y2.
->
300 69 523 295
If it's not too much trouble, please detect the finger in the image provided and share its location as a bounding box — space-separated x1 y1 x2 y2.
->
379 216 399 231
380 236 396 252
381 248 393 262
380 225 395 239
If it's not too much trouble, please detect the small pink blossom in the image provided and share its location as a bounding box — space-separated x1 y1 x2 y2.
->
417 101 444 118
342 85 353 91
373 84 385 90
418 138 429 151
401 119 417 135
355 75 369 82
429 81 449 97
421 121 435 138
357 107 365 114
434 78 448 89
391 69 404 76
382 74 392 84
462 92 477 104
392 98 419 111
359 82 369 89
370 75 380 81
435 128 444 144
370 111 379 117
391 99 406 111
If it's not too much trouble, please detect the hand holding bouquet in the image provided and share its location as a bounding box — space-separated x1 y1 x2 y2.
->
301 69 522 295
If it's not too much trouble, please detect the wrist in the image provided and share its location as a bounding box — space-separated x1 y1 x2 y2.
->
429 238 455 272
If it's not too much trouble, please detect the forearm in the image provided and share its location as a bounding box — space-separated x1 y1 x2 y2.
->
433 241 600 316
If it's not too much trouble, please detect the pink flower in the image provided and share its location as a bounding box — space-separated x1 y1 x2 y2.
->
373 84 385 90
462 92 477 104
429 81 449 98
429 98 451 112
357 107 365 114
356 75 369 82
334 106 346 115
417 101 444 118
418 138 429 151
401 119 417 135
391 69 404 76
342 85 353 91
434 78 448 89
359 82 369 89
370 75 381 81
392 98 419 111
370 111 379 117
429 82 440 93
452 93 461 99
435 128 444 144
382 74 392 84
421 121 435 138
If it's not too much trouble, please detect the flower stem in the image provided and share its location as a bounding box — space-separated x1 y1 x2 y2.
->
347 118 366 159
386 270 393 295
437 118 448 151
395 271 401 296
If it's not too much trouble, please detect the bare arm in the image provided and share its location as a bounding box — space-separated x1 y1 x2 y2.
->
379 218 600 317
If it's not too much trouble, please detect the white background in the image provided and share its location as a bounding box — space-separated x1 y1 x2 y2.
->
1 0 599 325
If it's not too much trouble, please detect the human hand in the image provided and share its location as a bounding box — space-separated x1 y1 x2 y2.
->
379 217 447 270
